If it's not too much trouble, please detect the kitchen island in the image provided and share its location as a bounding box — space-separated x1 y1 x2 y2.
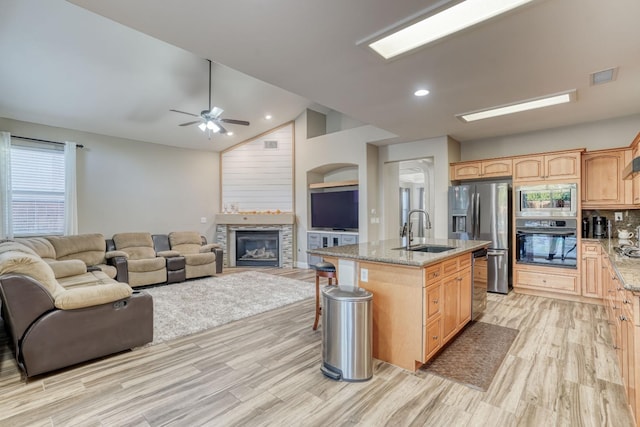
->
308 237 490 371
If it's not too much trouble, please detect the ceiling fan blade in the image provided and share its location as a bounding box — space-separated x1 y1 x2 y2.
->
170 109 200 118
216 123 228 135
209 106 224 119
179 120 202 127
220 118 250 126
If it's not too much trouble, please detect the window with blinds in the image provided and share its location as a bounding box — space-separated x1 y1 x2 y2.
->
11 142 65 236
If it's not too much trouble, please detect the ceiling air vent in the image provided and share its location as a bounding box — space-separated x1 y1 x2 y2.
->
264 140 278 149
590 67 618 86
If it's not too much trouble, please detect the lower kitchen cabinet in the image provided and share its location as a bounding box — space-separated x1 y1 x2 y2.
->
602 252 639 423
581 242 603 299
514 265 579 295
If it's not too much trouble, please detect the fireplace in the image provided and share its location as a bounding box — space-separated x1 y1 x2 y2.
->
235 230 280 267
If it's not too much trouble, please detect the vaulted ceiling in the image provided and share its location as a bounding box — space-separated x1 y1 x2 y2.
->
2 0 640 152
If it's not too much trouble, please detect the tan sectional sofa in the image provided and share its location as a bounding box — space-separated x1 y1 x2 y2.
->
0 235 153 377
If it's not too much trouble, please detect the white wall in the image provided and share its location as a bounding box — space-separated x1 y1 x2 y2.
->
1 117 219 240
294 109 395 267
461 114 640 160
221 122 293 212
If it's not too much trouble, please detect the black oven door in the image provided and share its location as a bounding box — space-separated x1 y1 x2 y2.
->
516 229 577 268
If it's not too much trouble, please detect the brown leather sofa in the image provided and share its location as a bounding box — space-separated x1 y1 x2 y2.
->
0 240 153 377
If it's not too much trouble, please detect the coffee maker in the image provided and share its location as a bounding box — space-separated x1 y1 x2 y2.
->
593 216 607 238
582 218 590 238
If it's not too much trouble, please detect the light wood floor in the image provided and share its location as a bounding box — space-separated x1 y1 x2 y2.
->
0 268 635 426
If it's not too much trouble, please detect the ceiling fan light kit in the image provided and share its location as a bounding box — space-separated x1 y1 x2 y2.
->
170 59 250 138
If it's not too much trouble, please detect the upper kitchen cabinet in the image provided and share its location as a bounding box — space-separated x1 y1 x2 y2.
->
582 148 632 208
450 158 512 181
513 150 582 182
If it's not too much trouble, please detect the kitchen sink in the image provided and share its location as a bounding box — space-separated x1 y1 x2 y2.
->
392 245 456 253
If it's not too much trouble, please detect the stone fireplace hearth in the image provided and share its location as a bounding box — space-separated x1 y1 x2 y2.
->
215 213 295 268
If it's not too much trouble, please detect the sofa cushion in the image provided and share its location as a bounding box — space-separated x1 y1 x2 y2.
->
16 237 57 261
46 259 87 279
112 233 157 260
47 234 107 266
58 270 111 289
127 257 166 273
54 281 133 310
169 231 202 254
183 252 216 266
0 241 38 257
0 247 63 298
94 263 118 279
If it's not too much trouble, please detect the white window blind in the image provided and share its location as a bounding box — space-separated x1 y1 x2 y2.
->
11 142 65 236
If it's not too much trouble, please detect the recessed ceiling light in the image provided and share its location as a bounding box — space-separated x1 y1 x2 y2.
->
227 131 234 136
265 114 272 120
414 89 430 97
456 90 576 122
368 0 533 60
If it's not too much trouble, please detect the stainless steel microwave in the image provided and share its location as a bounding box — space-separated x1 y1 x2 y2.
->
515 183 577 217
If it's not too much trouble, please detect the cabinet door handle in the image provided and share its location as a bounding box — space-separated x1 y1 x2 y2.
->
433 299 439 304
620 315 628 321
432 336 439 340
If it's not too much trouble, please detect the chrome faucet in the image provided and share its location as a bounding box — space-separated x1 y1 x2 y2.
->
406 209 432 250
400 222 408 238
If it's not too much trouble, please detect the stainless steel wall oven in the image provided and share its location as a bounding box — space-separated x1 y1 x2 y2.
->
515 218 577 269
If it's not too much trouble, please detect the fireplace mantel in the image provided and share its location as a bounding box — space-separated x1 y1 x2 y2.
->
215 213 295 225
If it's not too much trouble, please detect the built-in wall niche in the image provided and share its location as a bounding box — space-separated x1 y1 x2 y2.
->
307 163 359 231
221 122 294 213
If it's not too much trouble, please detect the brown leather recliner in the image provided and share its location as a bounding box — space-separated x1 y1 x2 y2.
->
168 231 222 279
111 232 167 287
0 241 153 377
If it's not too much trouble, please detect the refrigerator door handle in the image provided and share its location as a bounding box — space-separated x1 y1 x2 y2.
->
475 193 481 239
470 193 476 239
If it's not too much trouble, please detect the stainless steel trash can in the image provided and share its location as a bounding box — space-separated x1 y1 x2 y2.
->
320 286 373 382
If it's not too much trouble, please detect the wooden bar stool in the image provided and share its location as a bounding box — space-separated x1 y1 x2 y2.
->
312 261 338 330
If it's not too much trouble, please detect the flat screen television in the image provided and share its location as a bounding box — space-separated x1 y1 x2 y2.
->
310 189 358 230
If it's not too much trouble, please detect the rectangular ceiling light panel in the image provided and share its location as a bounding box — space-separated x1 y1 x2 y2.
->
369 0 533 59
456 90 576 122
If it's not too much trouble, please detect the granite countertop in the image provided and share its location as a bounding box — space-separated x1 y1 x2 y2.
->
585 238 640 292
307 238 491 267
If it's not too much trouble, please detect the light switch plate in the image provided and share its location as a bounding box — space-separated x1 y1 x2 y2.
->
360 268 368 282
200 217 207 224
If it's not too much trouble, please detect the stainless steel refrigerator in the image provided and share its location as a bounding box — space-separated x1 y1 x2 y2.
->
448 181 512 294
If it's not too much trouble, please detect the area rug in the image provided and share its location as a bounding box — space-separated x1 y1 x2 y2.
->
421 321 519 391
144 271 314 345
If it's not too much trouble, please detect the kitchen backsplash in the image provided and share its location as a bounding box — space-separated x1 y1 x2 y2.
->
582 209 640 238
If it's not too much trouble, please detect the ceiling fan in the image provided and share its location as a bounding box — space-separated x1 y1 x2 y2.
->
170 59 250 136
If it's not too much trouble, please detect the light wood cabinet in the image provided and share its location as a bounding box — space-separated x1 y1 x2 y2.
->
601 252 638 420
581 242 603 299
441 255 472 342
514 266 579 295
513 151 581 182
345 250 476 372
582 148 632 208
450 158 512 181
